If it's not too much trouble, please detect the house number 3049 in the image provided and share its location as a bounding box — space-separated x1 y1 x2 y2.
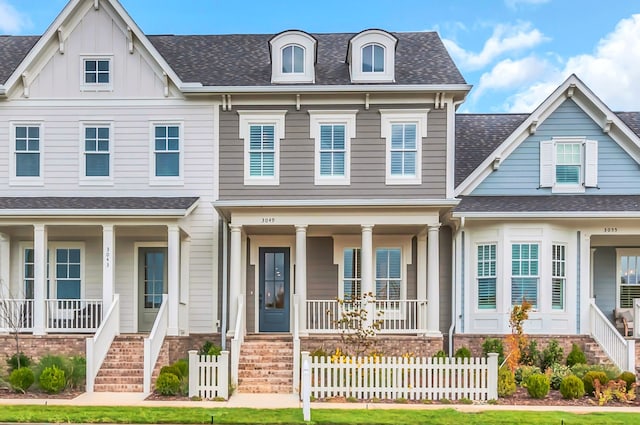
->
261 217 275 224
604 227 618 233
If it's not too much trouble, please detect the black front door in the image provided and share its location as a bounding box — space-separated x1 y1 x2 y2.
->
258 247 290 332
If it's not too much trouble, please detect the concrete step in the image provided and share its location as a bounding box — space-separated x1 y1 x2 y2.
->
94 375 144 385
93 383 144 392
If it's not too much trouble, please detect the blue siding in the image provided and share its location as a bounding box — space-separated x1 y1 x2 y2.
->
472 99 640 195
593 247 617 322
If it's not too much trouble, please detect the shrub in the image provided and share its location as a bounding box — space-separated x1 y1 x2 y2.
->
160 365 183 380
547 363 571 390
6 353 31 372
9 367 34 393
617 371 637 392
155 372 180 395
39 365 66 394
481 338 504 365
526 373 550 399
565 343 587 367
515 365 541 386
519 340 540 368
583 371 609 396
571 363 620 381
560 375 585 399
454 347 471 360
498 367 516 397
540 339 563 371
174 359 188 378
35 355 69 386
431 350 447 361
66 356 86 390
198 341 222 357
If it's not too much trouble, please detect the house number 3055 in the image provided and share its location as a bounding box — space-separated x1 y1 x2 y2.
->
261 217 275 224
604 227 618 233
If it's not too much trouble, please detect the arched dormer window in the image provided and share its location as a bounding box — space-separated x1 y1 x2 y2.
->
362 43 384 73
282 44 304 73
348 29 397 83
270 30 316 84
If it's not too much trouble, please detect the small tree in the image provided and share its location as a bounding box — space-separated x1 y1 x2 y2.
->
333 292 383 356
0 287 31 370
504 300 532 371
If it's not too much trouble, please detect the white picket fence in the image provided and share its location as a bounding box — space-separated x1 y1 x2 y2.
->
301 352 498 401
188 350 229 400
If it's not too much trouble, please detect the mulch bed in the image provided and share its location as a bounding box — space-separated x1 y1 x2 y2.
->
0 386 81 399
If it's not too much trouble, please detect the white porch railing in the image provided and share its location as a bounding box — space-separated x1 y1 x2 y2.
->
188 350 229 400
230 295 244 389
46 299 102 333
293 295 301 395
301 352 498 401
589 298 635 372
86 294 120 393
634 298 640 339
0 299 34 332
305 299 429 334
144 294 168 394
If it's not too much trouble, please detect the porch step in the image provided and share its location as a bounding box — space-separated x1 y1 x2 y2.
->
237 335 293 394
583 341 615 366
94 335 145 392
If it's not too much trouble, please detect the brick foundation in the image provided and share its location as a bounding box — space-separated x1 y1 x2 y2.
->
0 334 87 375
301 335 444 357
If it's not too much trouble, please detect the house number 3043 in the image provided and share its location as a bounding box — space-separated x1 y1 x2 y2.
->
604 227 618 233
261 217 275 224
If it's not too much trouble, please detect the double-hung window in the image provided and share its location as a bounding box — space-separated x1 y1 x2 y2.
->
239 111 286 185
22 245 82 301
83 125 111 179
511 243 539 308
477 244 497 309
55 248 81 300
380 110 428 185
151 123 183 184
12 124 42 184
618 250 640 308
309 110 356 185
540 137 597 193
375 248 401 301
552 244 566 310
81 57 112 91
343 248 361 301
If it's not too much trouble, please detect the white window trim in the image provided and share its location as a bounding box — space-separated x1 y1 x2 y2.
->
540 136 598 193
149 121 184 186
238 110 286 186
380 109 428 185
348 30 397 83
10 122 44 186
475 242 499 312
80 56 113 92
79 122 114 186
20 242 86 300
616 248 640 309
270 31 316 84
510 241 540 310
551 242 567 311
308 110 357 185
333 235 411 302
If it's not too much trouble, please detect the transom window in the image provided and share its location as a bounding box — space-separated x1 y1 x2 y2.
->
343 248 361 301
282 45 304 73
511 243 539 309
15 125 40 177
249 125 276 177
477 244 497 310
83 59 110 84
375 248 401 301
84 126 110 177
154 125 180 177
552 244 566 310
319 124 346 177
390 123 417 177
362 44 384 73
555 143 581 184
619 254 640 308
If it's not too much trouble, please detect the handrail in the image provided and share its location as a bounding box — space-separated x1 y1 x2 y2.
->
143 294 169 393
230 295 244 388
293 295 300 395
589 299 635 372
85 294 120 393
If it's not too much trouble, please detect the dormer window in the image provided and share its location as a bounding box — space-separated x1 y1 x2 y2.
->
270 30 316 84
348 29 397 83
282 44 304 73
362 43 384 73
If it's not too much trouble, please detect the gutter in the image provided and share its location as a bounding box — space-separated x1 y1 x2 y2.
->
451 211 640 219
213 198 460 209
448 216 464 355
181 83 472 95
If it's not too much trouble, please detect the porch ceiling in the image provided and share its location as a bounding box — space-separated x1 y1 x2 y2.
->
244 223 428 236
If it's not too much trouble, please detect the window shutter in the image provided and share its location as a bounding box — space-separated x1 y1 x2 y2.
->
584 140 598 187
539 140 554 187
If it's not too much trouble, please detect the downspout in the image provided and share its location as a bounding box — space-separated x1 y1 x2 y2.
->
449 216 464 354
220 217 229 349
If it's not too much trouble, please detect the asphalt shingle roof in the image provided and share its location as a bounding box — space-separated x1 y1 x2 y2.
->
0 197 198 210
455 195 640 214
0 35 39 84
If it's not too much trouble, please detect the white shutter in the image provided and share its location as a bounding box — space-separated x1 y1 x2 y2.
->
539 140 554 187
584 140 598 187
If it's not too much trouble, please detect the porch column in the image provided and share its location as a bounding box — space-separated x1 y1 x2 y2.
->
427 224 441 336
295 225 308 334
361 225 374 326
417 229 428 332
33 224 47 335
102 225 115 313
228 224 242 336
167 225 180 336
0 233 10 299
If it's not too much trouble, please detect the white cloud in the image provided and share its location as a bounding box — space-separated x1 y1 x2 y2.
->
505 0 551 9
443 22 548 70
503 14 640 112
0 0 31 33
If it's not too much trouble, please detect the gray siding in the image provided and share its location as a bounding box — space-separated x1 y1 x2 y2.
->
439 226 452 334
307 237 338 300
219 104 447 200
407 237 417 299
473 99 640 196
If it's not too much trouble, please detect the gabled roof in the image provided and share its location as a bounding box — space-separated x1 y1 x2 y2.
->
0 36 39 84
454 75 640 196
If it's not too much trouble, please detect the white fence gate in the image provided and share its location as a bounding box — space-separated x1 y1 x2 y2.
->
301 352 498 401
188 350 229 400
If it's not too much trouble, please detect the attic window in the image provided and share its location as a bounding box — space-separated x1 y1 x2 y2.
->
81 57 113 91
348 30 397 83
362 43 384 73
282 45 304 73
269 31 316 84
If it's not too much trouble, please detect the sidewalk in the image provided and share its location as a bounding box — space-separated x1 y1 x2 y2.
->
1 392 640 414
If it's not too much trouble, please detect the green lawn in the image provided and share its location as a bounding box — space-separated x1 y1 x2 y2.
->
0 405 637 425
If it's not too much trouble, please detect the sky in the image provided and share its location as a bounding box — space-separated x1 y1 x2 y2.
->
0 0 638 113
